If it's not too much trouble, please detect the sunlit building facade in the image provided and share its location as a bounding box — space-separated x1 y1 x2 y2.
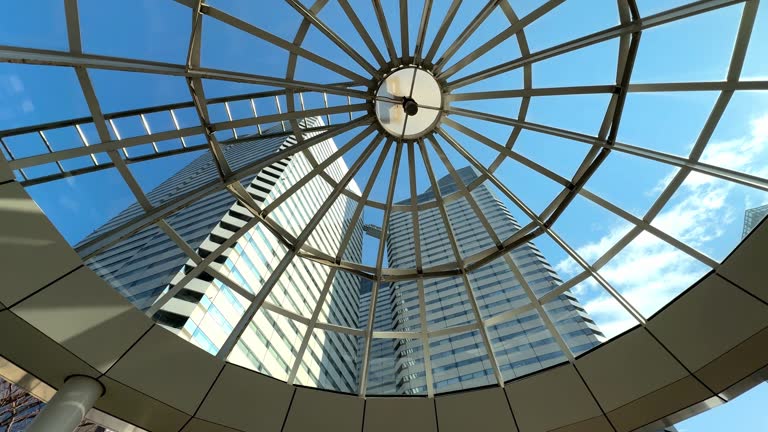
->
78 118 365 392
366 167 604 394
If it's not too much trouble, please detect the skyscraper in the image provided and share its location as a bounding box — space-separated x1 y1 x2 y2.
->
79 131 603 396
363 166 604 395
743 204 768 238
78 117 365 392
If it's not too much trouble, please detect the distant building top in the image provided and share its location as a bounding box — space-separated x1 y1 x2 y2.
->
743 204 768 239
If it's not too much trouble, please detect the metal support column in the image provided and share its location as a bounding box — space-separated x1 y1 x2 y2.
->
27 375 104 432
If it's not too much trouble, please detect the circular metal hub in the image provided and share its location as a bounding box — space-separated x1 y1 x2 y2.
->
375 67 442 140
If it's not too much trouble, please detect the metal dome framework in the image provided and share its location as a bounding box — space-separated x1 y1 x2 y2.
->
0 0 766 402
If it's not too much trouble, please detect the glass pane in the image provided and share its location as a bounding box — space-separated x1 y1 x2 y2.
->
367 338 426 396
430 329 496 394
295 328 361 393
489 310 569 381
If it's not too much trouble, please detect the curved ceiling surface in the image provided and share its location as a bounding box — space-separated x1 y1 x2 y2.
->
0 0 767 398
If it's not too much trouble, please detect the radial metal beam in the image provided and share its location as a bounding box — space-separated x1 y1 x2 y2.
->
359 141 401 396
407 141 434 396
502 253 575 362
446 103 768 194
428 131 577 364
437 0 564 81
371 0 400 66
158 219 259 305
286 268 338 384
188 76 233 179
64 0 81 54
285 0 380 78
286 144 390 387
446 0 746 89
399 0 410 63
418 137 505 388
447 106 598 145
66 0 157 217
425 135 501 249
447 80 768 101
629 80 768 92
422 0 462 66
334 137 393 264
432 0 501 74
614 139 768 192
337 0 388 69
0 45 370 99
547 227 646 325
198 2 370 84
413 0 434 63
186 0 203 68
76 69 154 211
262 124 378 215
146 215 261 317
448 85 617 101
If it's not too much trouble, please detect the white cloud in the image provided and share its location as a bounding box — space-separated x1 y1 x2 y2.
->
57 195 80 212
0 74 34 118
21 99 34 113
558 112 768 338
0 74 24 94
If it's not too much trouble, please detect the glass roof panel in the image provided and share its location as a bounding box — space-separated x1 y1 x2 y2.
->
532 39 619 87
700 91 768 173
489 310 567 381
583 150 678 218
652 172 768 262
551 192 636 268
0 0 67 51
741 0 768 80
25 168 138 246
90 70 191 113
228 308 308 381
0 64 89 130
618 91 721 156
554 280 640 342
296 328 361 393
632 3 742 83
431 328 495 394
521 0 617 52
600 230 711 318
423 275 472 331
200 16 290 75
79 0 189 63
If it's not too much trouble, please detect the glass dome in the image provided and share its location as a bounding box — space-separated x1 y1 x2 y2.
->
0 0 766 399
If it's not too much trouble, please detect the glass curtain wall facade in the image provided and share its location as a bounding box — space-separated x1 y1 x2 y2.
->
78 117 365 392
743 204 768 238
366 167 604 395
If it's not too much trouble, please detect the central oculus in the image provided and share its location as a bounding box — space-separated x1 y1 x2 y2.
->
375 67 442 140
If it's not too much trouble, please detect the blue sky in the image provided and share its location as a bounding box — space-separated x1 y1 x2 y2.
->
1 1 768 428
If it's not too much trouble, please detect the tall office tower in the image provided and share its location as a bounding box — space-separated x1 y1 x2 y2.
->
78 117 365 392
365 166 603 395
743 204 768 238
